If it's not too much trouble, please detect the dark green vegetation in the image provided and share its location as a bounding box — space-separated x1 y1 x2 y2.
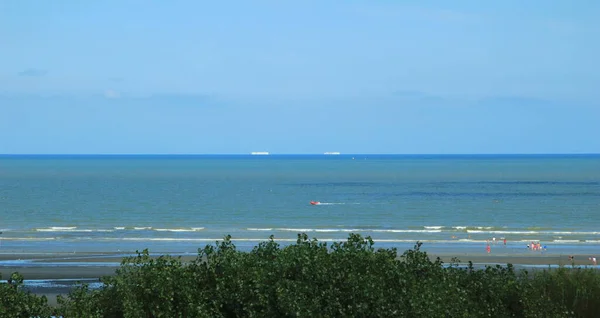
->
1 234 600 317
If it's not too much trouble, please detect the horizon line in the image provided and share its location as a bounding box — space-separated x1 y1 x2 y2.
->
1 153 599 156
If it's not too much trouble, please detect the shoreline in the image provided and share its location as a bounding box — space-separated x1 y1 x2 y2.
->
2 252 598 280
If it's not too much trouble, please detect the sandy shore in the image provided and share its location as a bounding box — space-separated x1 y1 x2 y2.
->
1 266 118 280
434 254 595 267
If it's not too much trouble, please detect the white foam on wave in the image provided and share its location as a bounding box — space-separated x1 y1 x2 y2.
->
121 238 220 242
467 230 600 235
247 228 441 233
35 227 114 233
113 226 204 231
248 228 362 233
314 229 361 232
467 230 538 234
0 237 56 241
549 231 600 235
373 229 442 233
315 202 363 205
278 228 314 232
36 226 77 232
453 226 498 230
154 228 205 232
424 226 444 230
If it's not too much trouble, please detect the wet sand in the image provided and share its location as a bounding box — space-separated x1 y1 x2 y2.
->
1 266 118 280
1 252 596 281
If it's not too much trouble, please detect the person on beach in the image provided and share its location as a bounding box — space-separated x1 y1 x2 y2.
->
503 238 506 246
486 244 491 254
589 257 597 266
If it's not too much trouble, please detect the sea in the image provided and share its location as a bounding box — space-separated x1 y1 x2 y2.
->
1 154 599 256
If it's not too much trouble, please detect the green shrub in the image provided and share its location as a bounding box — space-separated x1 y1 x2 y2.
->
0 272 52 318
4 233 600 317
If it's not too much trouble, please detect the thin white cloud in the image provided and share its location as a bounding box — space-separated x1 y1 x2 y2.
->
104 89 120 99
18 69 48 77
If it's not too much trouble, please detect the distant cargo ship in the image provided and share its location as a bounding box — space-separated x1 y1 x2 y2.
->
251 152 270 155
324 152 341 155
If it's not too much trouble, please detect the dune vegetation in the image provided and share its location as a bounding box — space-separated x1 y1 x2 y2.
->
1 233 599 317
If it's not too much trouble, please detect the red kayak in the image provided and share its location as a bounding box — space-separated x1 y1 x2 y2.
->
310 201 320 205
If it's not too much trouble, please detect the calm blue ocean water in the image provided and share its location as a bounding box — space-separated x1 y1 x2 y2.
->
1 154 599 254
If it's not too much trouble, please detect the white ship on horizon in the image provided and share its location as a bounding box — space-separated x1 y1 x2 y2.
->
251 152 270 155
324 152 341 155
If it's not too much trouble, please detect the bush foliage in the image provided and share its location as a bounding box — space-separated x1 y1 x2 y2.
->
1 233 599 317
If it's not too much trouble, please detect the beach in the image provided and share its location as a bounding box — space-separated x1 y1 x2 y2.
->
3 253 598 280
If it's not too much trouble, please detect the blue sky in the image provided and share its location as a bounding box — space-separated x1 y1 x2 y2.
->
1 0 599 154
